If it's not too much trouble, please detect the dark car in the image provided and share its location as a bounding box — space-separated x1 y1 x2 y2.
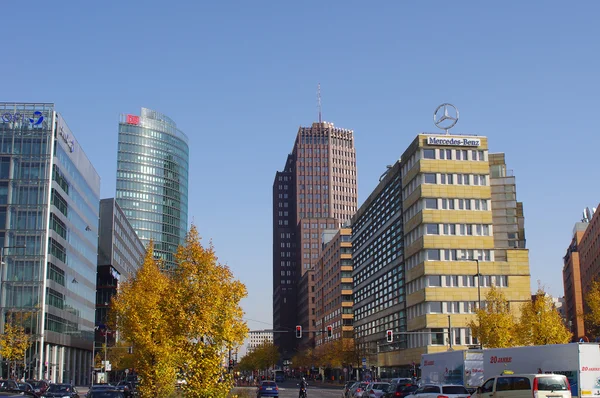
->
256 380 279 397
87 391 124 398
27 380 50 396
17 382 36 396
383 384 418 398
42 383 79 398
0 380 19 392
85 385 116 398
0 391 37 397
115 382 134 398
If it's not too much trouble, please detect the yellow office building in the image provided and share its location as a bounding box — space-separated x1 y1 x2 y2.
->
379 134 531 368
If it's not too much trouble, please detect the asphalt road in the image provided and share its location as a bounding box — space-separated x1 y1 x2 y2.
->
238 380 344 398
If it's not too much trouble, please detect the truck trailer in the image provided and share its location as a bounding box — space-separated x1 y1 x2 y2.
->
420 350 484 389
482 343 600 398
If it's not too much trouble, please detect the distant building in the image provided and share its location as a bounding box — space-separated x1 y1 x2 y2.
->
246 330 274 353
116 108 189 269
563 206 599 340
96 198 146 346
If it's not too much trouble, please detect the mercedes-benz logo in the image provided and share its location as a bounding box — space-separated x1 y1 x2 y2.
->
433 103 459 132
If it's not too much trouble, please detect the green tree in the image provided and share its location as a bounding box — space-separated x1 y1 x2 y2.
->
467 286 517 348
0 312 31 379
516 289 572 345
110 244 179 398
170 225 248 398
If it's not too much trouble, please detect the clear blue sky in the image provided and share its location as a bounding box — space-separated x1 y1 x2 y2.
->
3 1 600 333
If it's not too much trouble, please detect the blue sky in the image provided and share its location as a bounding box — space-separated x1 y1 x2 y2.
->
3 1 600 333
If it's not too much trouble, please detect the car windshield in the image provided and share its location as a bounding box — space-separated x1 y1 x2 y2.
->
443 386 469 394
401 385 418 392
373 383 390 390
537 377 569 391
27 381 43 388
90 392 124 398
262 381 277 387
48 384 71 392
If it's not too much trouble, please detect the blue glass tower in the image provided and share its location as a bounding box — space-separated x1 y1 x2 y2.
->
116 108 189 269
0 102 100 384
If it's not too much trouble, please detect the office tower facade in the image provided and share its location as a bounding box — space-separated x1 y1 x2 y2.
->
273 121 357 358
401 134 531 365
563 219 591 340
116 108 189 269
354 133 531 375
246 331 274 353
95 198 145 345
0 103 100 383
314 227 353 348
351 162 405 375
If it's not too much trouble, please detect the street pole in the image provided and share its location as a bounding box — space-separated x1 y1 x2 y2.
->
104 329 108 383
448 315 453 351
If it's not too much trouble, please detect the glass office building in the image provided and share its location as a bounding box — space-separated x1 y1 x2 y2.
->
116 108 189 269
0 103 100 384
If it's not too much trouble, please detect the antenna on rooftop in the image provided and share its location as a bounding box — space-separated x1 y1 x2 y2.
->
317 83 322 123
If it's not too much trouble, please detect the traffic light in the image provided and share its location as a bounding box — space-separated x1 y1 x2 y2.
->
386 329 393 343
296 325 302 338
327 325 332 338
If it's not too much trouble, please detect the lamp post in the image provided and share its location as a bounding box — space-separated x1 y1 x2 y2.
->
0 244 26 379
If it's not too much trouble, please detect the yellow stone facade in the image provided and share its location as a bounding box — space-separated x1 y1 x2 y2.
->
382 134 531 368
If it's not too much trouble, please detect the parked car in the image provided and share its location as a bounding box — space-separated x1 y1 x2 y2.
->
344 381 359 398
115 382 134 398
0 392 37 397
405 384 470 398
17 382 36 396
470 373 571 398
27 380 50 396
256 380 279 397
351 382 370 398
0 380 19 392
384 383 418 398
368 382 391 398
86 391 124 398
42 383 80 398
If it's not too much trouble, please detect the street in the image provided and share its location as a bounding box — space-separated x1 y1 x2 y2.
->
233 380 344 398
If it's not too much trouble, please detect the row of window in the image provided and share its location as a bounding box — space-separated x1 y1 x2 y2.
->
406 249 493 270
407 327 478 348
404 172 489 198
423 148 486 161
404 198 490 224
405 223 492 246
407 274 508 294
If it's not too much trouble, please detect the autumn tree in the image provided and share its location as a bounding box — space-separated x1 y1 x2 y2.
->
0 312 31 378
516 289 572 345
106 340 136 372
467 285 517 348
169 225 248 398
292 348 316 371
110 244 179 398
584 279 600 337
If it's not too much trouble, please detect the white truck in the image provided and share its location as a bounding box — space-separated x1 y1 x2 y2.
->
421 350 484 390
482 343 600 398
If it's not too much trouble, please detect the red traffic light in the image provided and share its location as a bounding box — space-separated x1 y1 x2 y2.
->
386 330 393 343
296 325 302 338
327 326 333 338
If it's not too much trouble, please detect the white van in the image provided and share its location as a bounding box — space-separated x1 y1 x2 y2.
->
472 373 571 398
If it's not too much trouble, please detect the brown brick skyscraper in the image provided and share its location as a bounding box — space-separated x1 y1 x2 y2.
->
273 121 357 359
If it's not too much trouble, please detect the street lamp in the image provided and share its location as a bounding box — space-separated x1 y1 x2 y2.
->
462 257 482 349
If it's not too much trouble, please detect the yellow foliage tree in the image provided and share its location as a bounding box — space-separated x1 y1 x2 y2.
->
584 279 600 337
110 244 179 398
292 348 316 371
467 286 517 348
516 289 572 345
170 225 248 398
106 340 136 372
0 312 31 378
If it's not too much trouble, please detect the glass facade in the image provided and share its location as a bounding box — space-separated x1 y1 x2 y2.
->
116 108 189 269
0 103 100 384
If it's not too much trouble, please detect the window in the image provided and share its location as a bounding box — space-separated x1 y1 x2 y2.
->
428 275 441 287
439 149 452 160
424 173 436 184
426 224 439 235
423 149 435 159
481 379 494 393
431 328 444 344
425 199 438 209
426 250 440 261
